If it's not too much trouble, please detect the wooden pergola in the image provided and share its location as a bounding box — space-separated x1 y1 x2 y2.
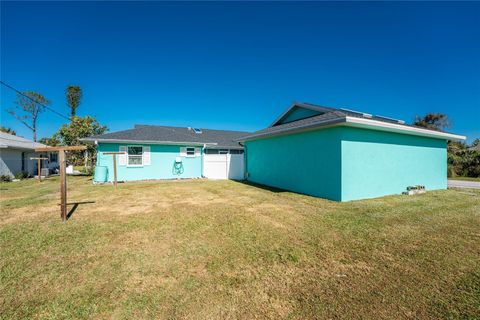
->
35 145 87 221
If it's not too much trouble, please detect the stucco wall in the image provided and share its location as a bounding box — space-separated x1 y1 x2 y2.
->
245 127 343 201
0 149 39 177
340 127 448 201
96 143 203 182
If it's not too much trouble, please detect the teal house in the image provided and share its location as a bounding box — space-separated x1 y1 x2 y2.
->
83 125 248 182
85 102 466 202
237 102 466 201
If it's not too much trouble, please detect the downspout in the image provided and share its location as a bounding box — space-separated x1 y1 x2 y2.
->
201 143 206 178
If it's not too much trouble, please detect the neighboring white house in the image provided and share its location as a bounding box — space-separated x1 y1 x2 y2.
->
0 132 58 178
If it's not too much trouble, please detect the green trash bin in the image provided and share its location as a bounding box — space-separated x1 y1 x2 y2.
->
94 166 108 183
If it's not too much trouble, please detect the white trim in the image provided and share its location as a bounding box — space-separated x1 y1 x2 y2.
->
81 138 217 146
127 145 144 167
344 116 466 141
186 147 196 157
119 146 127 166
143 146 151 165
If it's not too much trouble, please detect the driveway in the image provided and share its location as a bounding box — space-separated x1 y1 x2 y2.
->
448 179 480 189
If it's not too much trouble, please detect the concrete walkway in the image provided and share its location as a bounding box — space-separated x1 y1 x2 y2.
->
448 180 480 189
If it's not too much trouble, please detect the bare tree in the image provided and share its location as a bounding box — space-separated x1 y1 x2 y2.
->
7 91 50 141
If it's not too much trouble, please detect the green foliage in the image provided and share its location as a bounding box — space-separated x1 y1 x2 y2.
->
0 126 16 135
7 91 50 141
55 116 108 165
414 113 450 131
38 135 61 146
14 171 30 180
80 166 94 176
0 175 12 182
448 141 480 178
66 85 83 118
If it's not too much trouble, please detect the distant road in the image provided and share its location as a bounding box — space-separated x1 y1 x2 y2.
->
448 180 480 189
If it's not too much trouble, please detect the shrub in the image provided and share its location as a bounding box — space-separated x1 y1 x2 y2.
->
0 175 12 182
14 171 30 180
80 166 94 176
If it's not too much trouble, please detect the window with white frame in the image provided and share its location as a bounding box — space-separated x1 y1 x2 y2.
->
186 147 195 156
128 146 143 166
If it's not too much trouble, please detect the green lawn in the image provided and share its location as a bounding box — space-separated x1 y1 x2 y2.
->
449 176 480 182
1 177 479 319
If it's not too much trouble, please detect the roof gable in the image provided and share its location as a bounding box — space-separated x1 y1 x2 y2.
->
270 102 336 127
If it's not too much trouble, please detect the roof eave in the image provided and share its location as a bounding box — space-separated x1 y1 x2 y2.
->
81 138 218 146
344 116 466 141
237 118 346 142
237 116 466 142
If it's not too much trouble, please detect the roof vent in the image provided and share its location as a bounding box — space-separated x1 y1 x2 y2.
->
340 108 372 118
375 115 406 125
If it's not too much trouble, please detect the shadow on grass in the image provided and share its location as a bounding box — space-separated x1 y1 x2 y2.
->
66 201 95 220
234 180 287 193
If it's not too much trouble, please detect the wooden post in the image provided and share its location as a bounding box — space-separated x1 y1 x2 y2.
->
103 152 125 190
59 150 67 220
35 146 87 221
30 157 48 182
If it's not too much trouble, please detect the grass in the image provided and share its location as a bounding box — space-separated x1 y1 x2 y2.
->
449 176 480 182
1 177 479 319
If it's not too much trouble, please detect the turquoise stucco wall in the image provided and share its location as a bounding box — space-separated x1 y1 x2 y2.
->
340 127 447 201
245 127 343 201
279 107 321 124
245 126 448 202
96 143 202 182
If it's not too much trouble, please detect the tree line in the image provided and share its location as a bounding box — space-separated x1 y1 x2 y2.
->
2 94 479 177
2 85 107 166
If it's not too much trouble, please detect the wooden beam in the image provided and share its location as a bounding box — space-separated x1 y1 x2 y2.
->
35 146 87 152
59 150 67 221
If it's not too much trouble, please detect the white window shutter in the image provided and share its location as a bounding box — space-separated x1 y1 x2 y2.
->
180 147 187 156
195 147 201 157
119 146 127 166
143 146 151 165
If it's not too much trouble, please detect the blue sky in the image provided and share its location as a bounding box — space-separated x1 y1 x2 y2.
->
1 1 479 143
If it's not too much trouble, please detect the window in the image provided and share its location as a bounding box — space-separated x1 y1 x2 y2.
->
218 149 229 154
204 149 218 154
186 147 195 156
230 149 244 154
128 146 143 166
49 153 58 163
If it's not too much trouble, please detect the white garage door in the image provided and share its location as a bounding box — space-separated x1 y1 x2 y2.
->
203 153 244 180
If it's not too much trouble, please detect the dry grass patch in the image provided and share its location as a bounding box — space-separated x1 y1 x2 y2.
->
1 176 479 319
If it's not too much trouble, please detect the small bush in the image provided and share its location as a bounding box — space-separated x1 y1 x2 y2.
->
80 166 94 176
14 171 30 180
0 175 12 182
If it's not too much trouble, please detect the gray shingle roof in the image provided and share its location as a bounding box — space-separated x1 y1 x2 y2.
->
83 125 249 149
0 132 46 150
237 102 465 141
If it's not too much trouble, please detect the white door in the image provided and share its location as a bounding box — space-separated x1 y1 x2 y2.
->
203 153 244 180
